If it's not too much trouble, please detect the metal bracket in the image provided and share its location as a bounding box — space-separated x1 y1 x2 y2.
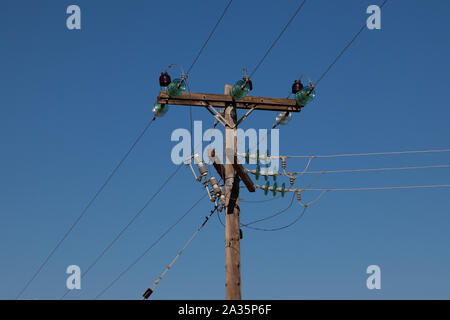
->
236 105 257 127
204 103 234 128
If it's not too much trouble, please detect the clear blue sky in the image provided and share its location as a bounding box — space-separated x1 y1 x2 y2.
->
1 0 449 300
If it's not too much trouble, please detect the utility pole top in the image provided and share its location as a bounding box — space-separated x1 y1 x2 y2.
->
157 91 299 112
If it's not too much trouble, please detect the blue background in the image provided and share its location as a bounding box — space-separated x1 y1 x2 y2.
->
1 0 449 299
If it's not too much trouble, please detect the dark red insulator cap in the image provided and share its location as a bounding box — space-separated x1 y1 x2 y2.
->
159 72 171 87
292 80 304 94
247 79 253 91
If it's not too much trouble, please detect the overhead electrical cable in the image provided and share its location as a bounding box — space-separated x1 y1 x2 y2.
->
60 164 182 299
181 0 233 156
16 116 157 300
315 0 389 86
257 148 450 159
304 184 450 192
94 193 208 300
255 183 450 194
249 164 450 177
243 206 309 232
186 0 233 75
141 204 219 299
241 192 295 227
249 0 308 78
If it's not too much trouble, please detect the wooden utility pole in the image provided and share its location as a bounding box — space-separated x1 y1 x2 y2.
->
223 84 242 300
156 85 297 300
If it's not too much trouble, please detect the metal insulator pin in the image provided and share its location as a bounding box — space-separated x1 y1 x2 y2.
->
281 157 287 170
289 175 296 185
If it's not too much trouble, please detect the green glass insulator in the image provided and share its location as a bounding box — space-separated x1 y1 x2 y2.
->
295 86 316 106
264 173 268 181
273 174 276 182
281 183 286 197
264 181 270 195
256 149 260 165
255 165 260 180
231 79 251 100
167 78 186 98
152 103 169 117
272 182 277 196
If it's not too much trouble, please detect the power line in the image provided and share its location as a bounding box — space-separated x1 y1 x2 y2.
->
249 0 308 78
217 210 225 227
86 1 233 297
61 164 182 299
186 0 233 75
176 0 234 157
255 183 450 193
242 189 327 232
94 193 207 300
262 148 450 159
315 0 389 86
141 204 219 299
298 164 450 174
16 115 157 300
243 206 308 232
305 184 450 192
241 192 295 227
250 164 450 177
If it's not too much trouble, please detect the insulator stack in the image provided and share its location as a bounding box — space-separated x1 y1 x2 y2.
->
219 194 225 206
209 191 216 202
289 175 296 185
297 191 302 201
264 181 270 195
209 177 222 197
193 154 208 178
280 183 286 197
281 157 287 170
255 165 261 180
